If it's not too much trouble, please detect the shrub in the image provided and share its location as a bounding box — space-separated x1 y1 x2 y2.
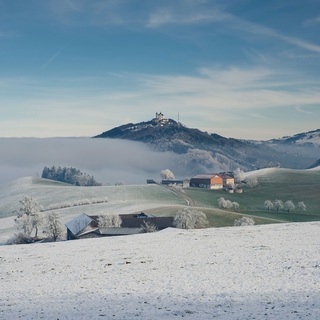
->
7 232 33 245
173 208 208 229
234 217 255 226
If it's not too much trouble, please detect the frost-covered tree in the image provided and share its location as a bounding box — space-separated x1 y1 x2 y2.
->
264 200 274 211
273 199 283 212
98 214 122 228
218 197 227 209
234 168 245 184
297 201 307 213
142 221 158 233
160 169 175 180
231 202 240 211
218 197 233 209
244 176 259 188
173 208 208 229
42 166 101 186
234 216 255 226
14 196 42 237
284 200 295 213
45 212 64 241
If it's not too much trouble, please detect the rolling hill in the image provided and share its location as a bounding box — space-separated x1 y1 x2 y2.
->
1 167 319 243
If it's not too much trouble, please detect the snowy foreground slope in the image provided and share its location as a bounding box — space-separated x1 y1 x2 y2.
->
1 223 320 320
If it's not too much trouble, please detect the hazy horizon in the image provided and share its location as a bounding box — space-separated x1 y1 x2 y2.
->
0 137 186 187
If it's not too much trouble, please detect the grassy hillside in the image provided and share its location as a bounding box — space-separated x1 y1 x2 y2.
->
1 168 319 241
144 205 280 227
0 177 186 219
184 168 320 223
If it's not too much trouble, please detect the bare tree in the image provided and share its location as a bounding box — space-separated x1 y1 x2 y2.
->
160 169 175 180
14 195 42 237
245 176 259 188
297 201 307 213
218 197 228 209
284 200 295 213
234 168 245 184
98 214 122 228
234 216 255 226
264 200 274 211
273 199 283 212
218 197 237 210
173 208 208 229
142 221 158 233
45 212 64 241
231 202 240 211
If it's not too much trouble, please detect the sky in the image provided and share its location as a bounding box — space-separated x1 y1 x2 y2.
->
1 0 320 140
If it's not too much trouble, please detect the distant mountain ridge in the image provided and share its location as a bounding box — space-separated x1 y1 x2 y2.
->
267 129 320 147
94 113 319 172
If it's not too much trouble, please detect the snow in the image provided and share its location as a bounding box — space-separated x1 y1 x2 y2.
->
295 132 320 146
1 222 320 319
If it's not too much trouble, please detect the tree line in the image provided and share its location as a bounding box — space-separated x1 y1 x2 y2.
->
264 200 307 213
41 166 101 186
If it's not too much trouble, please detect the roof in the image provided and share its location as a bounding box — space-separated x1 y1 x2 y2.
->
120 216 174 229
97 227 144 236
191 174 220 179
65 213 93 236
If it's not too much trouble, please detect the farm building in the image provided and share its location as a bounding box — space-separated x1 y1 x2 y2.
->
220 174 235 188
190 174 224 190
65 213 174 240
65 213 98 240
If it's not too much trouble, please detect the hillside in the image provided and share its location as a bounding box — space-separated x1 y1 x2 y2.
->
268 128 320 147
0 177 187 242
185 167 320 223
1 222 319 319
94 114 319 171
1 167 319 242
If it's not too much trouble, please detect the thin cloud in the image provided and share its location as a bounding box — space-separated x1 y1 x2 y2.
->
304 15 320 26
248 113 267 120
41 42 70 69
147 10 226 28
147 4 320 54
295 106 314 115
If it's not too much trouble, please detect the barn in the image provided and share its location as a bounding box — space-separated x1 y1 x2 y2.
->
190 174 224 190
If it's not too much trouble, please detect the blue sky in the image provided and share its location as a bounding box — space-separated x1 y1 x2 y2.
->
1 0 320 139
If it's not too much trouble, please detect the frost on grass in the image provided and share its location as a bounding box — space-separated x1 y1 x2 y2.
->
0 222 319 319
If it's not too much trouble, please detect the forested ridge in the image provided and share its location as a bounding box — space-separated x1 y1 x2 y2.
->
41 166 101 186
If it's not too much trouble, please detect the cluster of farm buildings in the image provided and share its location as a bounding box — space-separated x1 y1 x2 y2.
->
65 213 174 240
159 172 236 190
66 172 237 241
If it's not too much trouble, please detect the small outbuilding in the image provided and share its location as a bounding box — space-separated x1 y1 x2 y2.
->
65 213 98 240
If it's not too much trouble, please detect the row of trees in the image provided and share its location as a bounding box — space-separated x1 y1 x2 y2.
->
42 166 101 186
41 197 108 212
264 200 307 213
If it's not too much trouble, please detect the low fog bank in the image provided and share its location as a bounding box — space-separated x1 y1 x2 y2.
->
0 138 184 186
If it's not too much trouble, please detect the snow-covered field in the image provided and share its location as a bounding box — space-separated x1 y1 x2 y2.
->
1 222 319 319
